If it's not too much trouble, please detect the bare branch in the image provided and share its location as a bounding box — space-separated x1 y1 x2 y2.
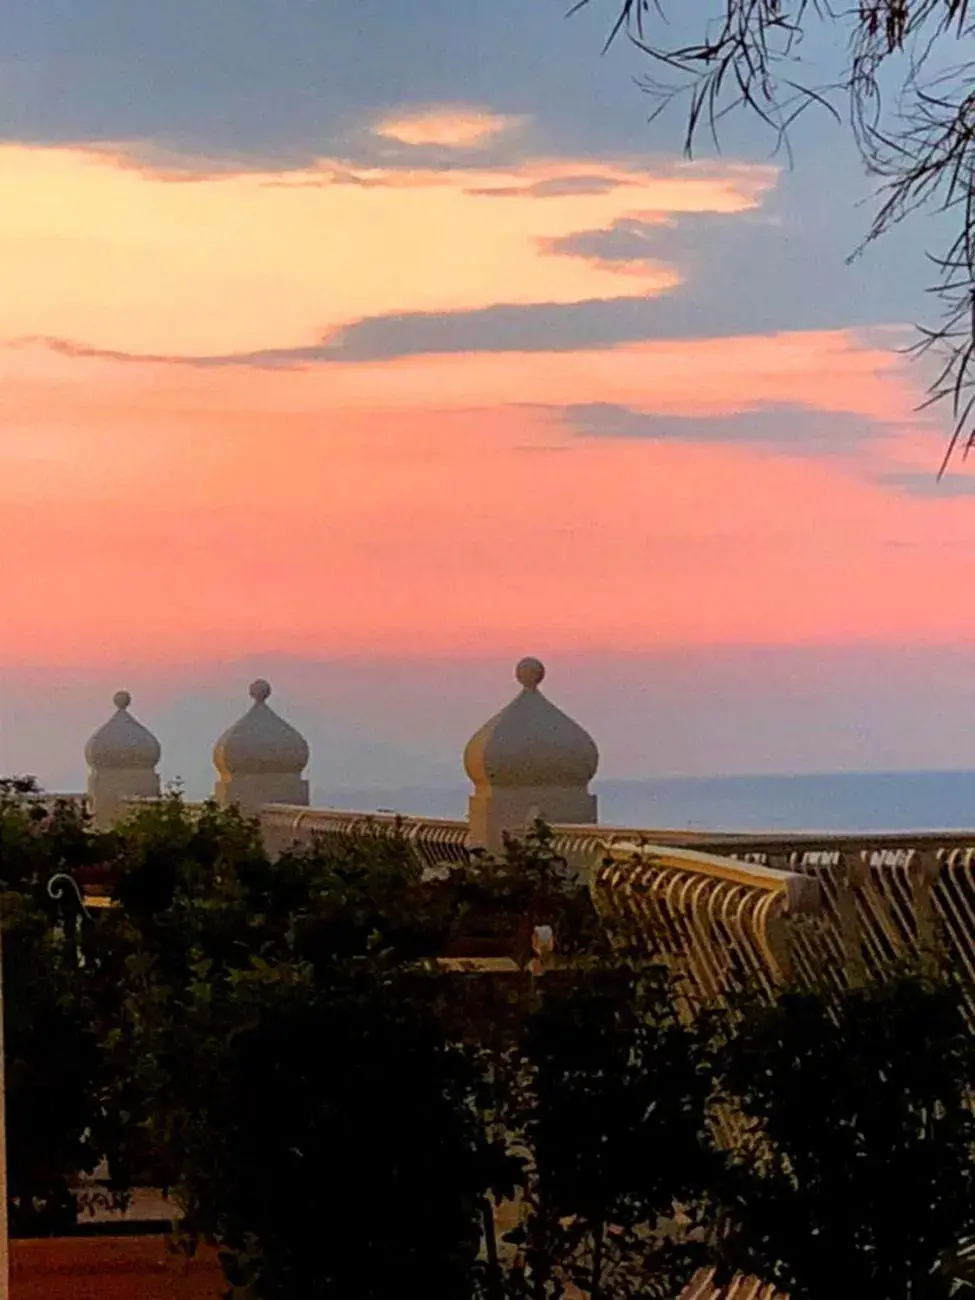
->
571 1 975 471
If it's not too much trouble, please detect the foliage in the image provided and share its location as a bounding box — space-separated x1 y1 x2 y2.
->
90 795 447 1187
88 796 494 1297
435 825 604 961
84 797 975 1300
576 0 975 471
39 782 975 1300
708 963 975 1300
13 779 975 1300
508 961 718 1300
88 800 713 1300
143 962 495 1300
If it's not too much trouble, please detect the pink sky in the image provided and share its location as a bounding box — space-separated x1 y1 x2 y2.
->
0 325 962 663
1 140 971 669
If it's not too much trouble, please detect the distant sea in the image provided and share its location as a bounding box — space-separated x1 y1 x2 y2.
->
316 771 975 833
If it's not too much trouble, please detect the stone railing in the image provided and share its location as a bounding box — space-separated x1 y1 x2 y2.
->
243 809 975 1006
254 807 757 877
550 820 975 869
676 831 971 996
593 843 822 1005
584 830 975 1024
255 805 470 872
588 836 974 1300
82 800 975 1015
684 1274 780 1300
68 793 975 1023
254 811 975 1006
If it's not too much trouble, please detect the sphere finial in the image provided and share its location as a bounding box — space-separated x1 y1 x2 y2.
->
516 657 545 690
249 679 272 704
113 689 132 711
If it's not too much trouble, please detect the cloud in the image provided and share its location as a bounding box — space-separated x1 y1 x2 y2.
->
562 402 885 456
543 209 928 331
875 471 975 497
467 174 635 199
34 292 909 373
267 298 664 364
545 216 668 270
0 144 772 356
372 105 523 148
51 298 667 368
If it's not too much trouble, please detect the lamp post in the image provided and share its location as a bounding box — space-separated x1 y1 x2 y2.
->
47 873 91 971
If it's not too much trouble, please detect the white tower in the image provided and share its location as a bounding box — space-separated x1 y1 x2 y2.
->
464 657 598 852
213 679 310 810
85 690 161 827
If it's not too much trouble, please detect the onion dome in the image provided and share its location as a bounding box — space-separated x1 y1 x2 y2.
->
85 691 161 772
213 679 309 781
464 657 599 791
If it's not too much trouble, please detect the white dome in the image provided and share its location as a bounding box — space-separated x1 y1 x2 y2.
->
464 658 599 792
85 691 161 772
213 679 310 780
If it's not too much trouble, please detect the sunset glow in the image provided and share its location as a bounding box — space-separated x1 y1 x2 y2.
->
0 315 966 667
0 133 963 669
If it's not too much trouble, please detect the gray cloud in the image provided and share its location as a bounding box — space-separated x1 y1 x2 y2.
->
545 216 669 265
466 173 636 198
546 210 928 326
22 294 818 370
214 205 928 365
301 298 666 363
13 298 685 370
10 335 171 364
561 401 886 456
11 282 907 372
875 470 975 497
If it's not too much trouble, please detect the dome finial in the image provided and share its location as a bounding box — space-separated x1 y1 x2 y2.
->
86 690 161 828
516 657 545 691
87 691 161 773
464 657 598 852
213 679 310 810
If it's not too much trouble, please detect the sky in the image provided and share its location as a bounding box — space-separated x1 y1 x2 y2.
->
2 0 975 798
